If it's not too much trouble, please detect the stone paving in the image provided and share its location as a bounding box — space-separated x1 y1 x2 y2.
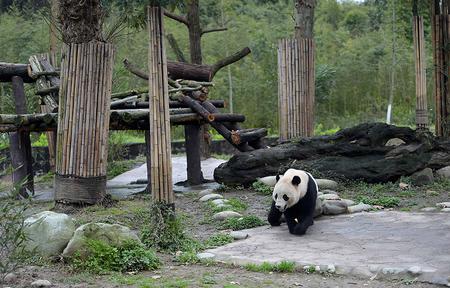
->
207 211 450 285
2 156 225 201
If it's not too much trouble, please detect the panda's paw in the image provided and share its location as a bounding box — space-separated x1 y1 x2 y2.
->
268 218 282 226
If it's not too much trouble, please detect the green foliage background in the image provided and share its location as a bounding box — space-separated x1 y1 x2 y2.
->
0 0 434 139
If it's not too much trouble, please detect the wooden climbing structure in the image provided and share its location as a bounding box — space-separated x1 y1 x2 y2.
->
0 47 267 190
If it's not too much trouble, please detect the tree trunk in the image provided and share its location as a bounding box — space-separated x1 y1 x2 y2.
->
187 0 202 64
294 0 315 39
214 123 449 186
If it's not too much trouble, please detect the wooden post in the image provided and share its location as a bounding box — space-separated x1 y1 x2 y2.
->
9 76 34 197
185 124 203 185
413 16 428 130
147 5 174 205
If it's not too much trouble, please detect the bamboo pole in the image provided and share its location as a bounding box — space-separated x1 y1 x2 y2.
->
414 16 428 130
147 5 174 205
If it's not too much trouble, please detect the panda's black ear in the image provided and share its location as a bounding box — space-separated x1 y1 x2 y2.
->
276 174 280 182
292 176 301 186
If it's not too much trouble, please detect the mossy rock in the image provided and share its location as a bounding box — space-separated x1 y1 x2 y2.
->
62 222 141 258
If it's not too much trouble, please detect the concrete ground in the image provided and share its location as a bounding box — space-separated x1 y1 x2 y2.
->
4 156 225 201
206 211 450 286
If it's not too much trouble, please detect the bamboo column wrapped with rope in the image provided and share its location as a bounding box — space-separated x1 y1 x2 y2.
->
54 0 114 204
278 0 315 141
147 5 174 205
278 38 315 140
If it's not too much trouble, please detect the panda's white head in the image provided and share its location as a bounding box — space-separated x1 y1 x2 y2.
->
272 169 311 212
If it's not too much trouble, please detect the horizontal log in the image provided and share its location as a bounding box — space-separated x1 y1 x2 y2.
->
231 128 267 145
211 113 245 123
0 62 34 83
0 109 248 132
124 47 250 82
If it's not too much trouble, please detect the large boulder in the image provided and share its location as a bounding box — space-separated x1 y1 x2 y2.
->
436 166 450 178
411 168 434 186
24 211 75 257
62 222 141 258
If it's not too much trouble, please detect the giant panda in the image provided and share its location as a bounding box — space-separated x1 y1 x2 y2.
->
265 168 318 235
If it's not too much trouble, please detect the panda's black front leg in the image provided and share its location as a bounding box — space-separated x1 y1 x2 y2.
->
268 201 282 226
284 210 313 236
292 216 314 235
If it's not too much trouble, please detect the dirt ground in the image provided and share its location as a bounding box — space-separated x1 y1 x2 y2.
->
2 184 447 288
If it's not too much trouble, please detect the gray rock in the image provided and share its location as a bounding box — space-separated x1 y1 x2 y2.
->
347 203 372 213
322 200 348 215
411 168 434 186
230 231 249 240
441 208 450 212
314 198 323 218
341 199 355 206
216 203 232 210
199 193 223 202
318 194 340 201
197 252 215 260
31 279 52 287
4 272 17 283
315 179 338 190
436 202 450 208
211 199 229 206
326 264 336 273
408 266 422 275
385 138 406 147
421 207 437 212
381 267 405 275
213 211 242 221
436 166 450 178
24 211 75 257
62 223 141 258
199 189 214 197
321 189 338 195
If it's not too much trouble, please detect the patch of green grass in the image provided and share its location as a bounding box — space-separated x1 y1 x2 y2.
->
211 153 232 161
203 233 233 248
252 181 273 195
141 202 202 253
110 274 192 288
107 160 139 179
207 197 248 213
70 240 160 274
220 215 266 230
355 195 400 207
34 171 55 184
175 250 200 264
244 261 295 273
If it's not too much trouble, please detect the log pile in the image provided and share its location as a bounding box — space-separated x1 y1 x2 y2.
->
214 122 450 186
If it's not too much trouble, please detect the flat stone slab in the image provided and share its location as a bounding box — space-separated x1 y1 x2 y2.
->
206 211 450 285
4 156 226 201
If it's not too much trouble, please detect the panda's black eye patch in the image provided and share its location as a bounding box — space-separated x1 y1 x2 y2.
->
275 194 278 199
283 194 289 201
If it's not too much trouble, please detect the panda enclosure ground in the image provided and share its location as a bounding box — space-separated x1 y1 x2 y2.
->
2 168 448 287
